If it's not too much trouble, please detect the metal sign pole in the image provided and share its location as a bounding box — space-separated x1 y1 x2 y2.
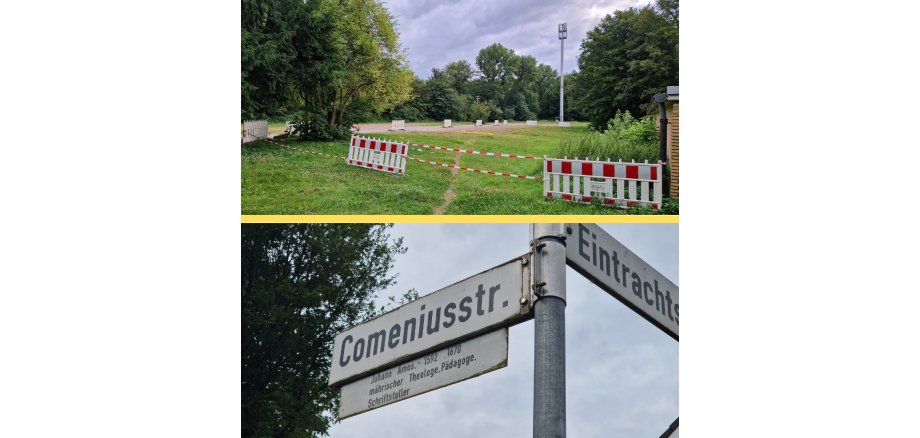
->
531 224 566 438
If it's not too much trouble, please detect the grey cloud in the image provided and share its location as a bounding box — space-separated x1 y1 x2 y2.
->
385 0 653 77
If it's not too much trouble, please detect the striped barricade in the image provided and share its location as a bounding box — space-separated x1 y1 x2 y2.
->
242 119 269 143
346 135 408 175
543 157 664 209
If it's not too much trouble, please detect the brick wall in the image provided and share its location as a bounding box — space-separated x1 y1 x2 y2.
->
667 102 679 199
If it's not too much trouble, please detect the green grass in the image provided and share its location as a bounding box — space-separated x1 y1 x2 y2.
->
241 122 674 215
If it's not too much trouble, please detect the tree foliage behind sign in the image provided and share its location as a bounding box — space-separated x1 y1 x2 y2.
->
573 0 679 131
241 224 406 438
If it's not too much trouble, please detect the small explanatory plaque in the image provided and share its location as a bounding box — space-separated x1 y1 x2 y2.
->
338 329 509 419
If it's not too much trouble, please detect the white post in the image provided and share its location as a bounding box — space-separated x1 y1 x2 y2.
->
560 39 564 123
559 23 567 124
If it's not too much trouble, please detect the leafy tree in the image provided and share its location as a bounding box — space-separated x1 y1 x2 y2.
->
656 0 679 24
241 0 313 119
241 0 413 139
386 76 427 121
423 79 461 119
469 100 491 121
535 64 559 118
574 3 678 130
475 43 519 105
242 224 406 438
323 0 413 130
442 60 475 95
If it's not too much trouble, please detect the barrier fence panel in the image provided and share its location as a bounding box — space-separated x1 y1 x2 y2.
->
390 120 406 131
476 120 482 126
346 135 408 175
527 120 537 126
242 120 269 143
443 119 452 128
543 157 663 209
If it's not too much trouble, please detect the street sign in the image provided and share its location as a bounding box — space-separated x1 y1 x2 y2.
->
338 329 509 419
564 223 679 340
329 255 531 386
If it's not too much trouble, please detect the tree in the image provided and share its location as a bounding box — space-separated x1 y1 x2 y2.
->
321 0 413 133
242 224 406 438
469 100 491 121
241 0 413 139
656 0 679 25
386 76 427 121
475 43 518 106
534 64 559 118
422 79 461 120
442 60 475 95
574 4 678 130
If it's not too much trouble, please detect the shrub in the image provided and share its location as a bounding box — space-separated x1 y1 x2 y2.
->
555 111 658 162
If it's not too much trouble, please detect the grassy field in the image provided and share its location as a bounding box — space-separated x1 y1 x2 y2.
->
241 122 675 215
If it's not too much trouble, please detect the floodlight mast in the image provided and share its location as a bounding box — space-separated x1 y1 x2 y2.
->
558 23 567 124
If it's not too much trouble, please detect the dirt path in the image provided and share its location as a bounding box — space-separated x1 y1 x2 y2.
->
432 151 462 215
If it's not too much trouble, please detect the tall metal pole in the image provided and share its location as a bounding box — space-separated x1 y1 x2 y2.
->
532 223 566 438
558 23 567 124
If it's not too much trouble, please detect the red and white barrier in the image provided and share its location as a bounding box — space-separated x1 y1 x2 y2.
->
407 157 541 180
544 157 664 209
346 135 408 175
242 119 269 143
409 142 538 159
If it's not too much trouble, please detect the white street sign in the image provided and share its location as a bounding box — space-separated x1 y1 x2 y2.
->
338 329 509 419
564 223 679 340
329 255 531 386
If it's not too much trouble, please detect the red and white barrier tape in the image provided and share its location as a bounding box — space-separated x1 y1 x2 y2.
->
262 137 347 160
406 156 542 181
256 138 541 181
409 143 538 159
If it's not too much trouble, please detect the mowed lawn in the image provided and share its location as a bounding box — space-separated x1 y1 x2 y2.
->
241 122 669 215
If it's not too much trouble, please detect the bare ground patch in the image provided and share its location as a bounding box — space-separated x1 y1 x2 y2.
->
432 151 461 215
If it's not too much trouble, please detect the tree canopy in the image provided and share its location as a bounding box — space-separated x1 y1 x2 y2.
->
242 0 678 134
241 0 413 139
572 1 679 130
241 224 406 437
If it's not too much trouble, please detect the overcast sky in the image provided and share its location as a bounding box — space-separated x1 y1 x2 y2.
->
383 0 655 78
328 223 678 438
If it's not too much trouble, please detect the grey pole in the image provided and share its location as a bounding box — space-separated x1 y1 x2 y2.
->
558 23 567 124
532 223 566 438
653 92 670 197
